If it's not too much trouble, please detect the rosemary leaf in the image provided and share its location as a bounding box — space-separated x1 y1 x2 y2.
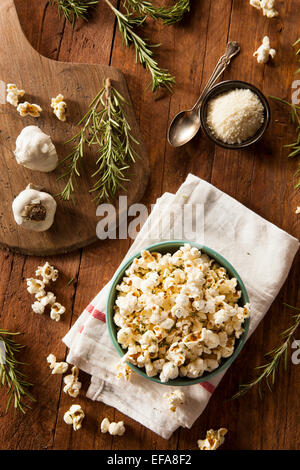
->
89 78 139 202
0 329 35 414
50 0 99 27
57 89 103 200
104 0 175 91
270 96 300 188
269 39 300 189
232 304 300 400
58 79 139 203
124 0 190 25
51 0 180 92
294 37 300 69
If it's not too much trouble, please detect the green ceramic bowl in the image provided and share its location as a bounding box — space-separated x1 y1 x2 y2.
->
106 241 250 386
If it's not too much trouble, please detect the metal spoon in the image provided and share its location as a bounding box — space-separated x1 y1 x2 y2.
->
167 41 240 147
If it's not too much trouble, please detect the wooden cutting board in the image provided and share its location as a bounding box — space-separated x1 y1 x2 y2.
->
0 0 149 256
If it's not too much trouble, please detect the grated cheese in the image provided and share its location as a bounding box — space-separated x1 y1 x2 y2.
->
206 88 265 145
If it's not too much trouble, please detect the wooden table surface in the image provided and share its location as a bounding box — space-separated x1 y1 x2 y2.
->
0 0 299 451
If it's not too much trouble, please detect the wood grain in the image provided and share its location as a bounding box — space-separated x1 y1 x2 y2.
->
0 0 299 450
0 0 149 256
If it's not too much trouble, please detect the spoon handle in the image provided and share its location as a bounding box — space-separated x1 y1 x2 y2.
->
192 41 240 111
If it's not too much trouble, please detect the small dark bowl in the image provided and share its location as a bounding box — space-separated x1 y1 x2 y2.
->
200 80 270 149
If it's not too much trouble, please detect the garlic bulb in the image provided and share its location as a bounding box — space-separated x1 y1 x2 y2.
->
12 184 57 232
14 126 58 172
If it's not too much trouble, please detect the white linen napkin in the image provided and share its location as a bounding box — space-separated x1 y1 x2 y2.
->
63 174 299 439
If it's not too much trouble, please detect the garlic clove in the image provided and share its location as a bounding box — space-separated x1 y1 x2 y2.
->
14 126 58 172
12 184 57 232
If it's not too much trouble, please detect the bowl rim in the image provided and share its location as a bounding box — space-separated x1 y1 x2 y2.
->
199 79 271 149
106 240 250 386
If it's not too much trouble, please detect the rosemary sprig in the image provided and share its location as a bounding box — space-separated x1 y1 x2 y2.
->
0 329 35 414
269 96 300 189
58 78 139 203
57 104 94 201
232 304 300 399
270 96 300 158
269 38 300 189
89 78 139 202
104 0 175 91
50 0 99 27
51 0 179 91
124 0 190 25
294 37 300 74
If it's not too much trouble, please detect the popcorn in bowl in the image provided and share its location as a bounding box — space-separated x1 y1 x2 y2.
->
111 243 250 384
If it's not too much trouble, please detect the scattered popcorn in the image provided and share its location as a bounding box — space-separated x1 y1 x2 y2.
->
40 291 56 307
100 417 111 433
17 102 42 118
35 290 46 300
32 300 45 315
253 36 276 64
26 278 45 295
6 83 25 107
63 366 82 398
51 94 67 122
100 417 126 436
100 418 126 436
296 207 300 214
36 262 59 283
64 404 85 431
50 302 66 322
164 390 185 412
27 263 64 320
29 291 56 316
114 244 250 383
47 353 68 375
109 421 126 436
250 0 278 18
116 362 133 381
198 428 228 450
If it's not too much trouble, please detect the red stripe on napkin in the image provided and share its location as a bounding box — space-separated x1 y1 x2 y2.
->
200 382 215 394
86 304 94 314
92 309 106 322
78 325 84 334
